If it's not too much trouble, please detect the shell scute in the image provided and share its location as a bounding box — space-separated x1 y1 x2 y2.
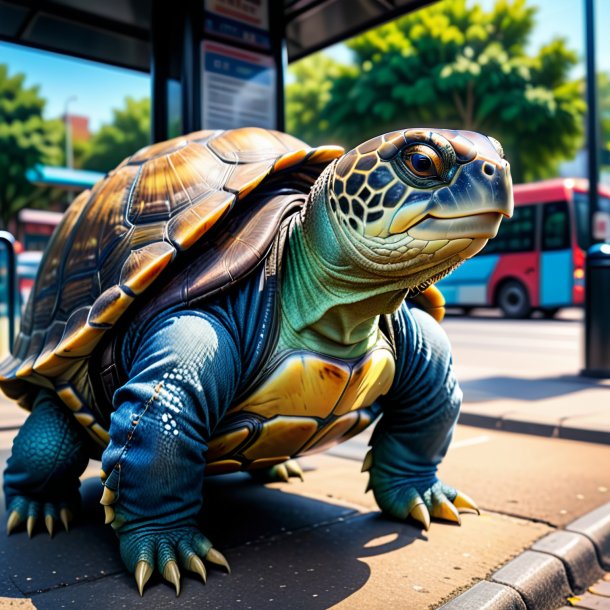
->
88 285 134 328
208 127 292 163
167 191 235 251
56 308 105 357
32 322 71 376
119 241 176 294
226 160 275 197
1 128 343 413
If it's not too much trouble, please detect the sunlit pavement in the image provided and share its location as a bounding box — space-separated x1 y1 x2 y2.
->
0 310 608 609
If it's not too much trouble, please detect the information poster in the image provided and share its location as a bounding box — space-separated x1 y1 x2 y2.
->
204 0 270 50
202 41 276 130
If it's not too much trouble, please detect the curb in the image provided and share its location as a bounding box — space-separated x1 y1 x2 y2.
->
458 412 610 446
439 502 610 610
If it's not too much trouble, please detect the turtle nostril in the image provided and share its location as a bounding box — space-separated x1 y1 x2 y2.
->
483 163 495 176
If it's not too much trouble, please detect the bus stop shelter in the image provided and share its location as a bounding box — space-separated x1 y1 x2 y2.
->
0 0 434 141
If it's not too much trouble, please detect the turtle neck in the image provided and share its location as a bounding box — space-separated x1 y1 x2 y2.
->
279 173 410 358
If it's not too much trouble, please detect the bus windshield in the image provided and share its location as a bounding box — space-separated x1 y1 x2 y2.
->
573 191 610 250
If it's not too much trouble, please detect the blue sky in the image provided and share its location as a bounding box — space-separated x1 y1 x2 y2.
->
1 0 608 132
0 42 150 131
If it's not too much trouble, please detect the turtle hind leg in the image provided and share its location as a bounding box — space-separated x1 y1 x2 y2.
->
4 389 89 537
249 459 304 483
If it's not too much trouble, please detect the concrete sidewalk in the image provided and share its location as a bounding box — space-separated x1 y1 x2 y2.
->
458 370 610 444
0 423 608 609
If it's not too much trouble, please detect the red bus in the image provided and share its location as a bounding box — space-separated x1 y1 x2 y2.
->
436 178 610 318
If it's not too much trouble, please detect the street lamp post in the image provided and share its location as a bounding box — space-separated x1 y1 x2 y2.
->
585 0 599 238
582 0 610 378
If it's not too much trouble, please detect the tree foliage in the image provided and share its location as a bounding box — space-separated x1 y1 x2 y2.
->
286 0 586 183
0 64 63 227
81 97 150 172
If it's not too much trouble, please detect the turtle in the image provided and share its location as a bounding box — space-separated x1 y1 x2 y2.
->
0 127 512 596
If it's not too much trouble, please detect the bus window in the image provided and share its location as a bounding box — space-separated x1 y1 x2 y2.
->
542 201 570 251
484 204 536 254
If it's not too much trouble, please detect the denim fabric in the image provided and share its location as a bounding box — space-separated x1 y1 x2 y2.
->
370 303 462 515
101 266 277 533
101 310 241 532
100 265 460 533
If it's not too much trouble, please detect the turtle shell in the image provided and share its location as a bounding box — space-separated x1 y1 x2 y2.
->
0 128 344 412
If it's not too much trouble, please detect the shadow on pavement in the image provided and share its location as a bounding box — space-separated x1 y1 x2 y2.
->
461 374 610 403
1 471 423 609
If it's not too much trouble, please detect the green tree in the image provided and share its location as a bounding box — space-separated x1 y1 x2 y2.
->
81 97 150 172
0 64 63 227
287 0 585 183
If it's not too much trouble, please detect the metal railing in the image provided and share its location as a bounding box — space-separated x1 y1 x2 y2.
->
0 231 17 352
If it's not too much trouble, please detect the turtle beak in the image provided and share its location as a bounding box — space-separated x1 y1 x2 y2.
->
404 158 513 241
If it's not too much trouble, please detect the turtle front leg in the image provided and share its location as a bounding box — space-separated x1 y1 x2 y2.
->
101 311 240 596
4 389 89 537
369 306 480 529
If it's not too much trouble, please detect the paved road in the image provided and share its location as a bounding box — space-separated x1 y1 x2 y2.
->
443 308 583 380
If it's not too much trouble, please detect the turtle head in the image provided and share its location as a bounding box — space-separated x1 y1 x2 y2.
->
324 128 513 288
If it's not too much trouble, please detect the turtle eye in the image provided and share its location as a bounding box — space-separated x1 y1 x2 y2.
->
404 146 442 178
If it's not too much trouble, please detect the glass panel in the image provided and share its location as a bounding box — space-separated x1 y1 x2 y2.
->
542 201 571 251
0 243 14 360
483 204 536 254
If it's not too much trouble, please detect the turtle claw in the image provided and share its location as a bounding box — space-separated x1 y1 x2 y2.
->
135 560 153 597
409 502 431 531
370 477 478 530
206 547 231 574
285 459 304 481
275 464 290 482
45 515 54 537
26 515 36 538
104 505 115 525
430 498 461 525
453 491 480 514
6 511 21 535
121 526 230 597
6 496 76 538
163 560 181 597
361 449 373 473
100 486 117 506
188 555 207 583
251 459 304 483
60 508 72 532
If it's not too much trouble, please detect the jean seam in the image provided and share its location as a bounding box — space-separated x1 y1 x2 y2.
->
107 380 164 494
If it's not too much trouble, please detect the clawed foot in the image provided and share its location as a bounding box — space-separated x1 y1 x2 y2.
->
6 495 75 538
119 526 230 597
250 459 304 483
363 450 479 530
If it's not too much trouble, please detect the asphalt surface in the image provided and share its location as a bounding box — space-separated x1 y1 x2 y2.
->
0 309 608 609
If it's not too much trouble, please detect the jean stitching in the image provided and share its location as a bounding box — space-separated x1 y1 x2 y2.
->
110 380 164 491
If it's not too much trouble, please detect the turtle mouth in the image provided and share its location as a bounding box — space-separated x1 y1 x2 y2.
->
406 211 505 241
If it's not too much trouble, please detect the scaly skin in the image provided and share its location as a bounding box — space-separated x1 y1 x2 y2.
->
4 390 88 537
